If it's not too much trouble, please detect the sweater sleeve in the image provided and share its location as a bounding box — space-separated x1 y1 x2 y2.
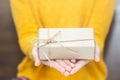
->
87 0 116 55
10 0 40 60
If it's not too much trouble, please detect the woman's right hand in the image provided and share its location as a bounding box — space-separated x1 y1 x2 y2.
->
32 46 76 76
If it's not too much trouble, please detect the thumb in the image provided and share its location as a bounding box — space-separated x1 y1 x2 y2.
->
94 45 100 62
32 45 41 66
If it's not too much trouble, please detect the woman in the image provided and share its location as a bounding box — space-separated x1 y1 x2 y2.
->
10 0 116 80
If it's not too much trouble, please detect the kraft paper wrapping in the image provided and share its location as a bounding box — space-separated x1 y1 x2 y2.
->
38 28 95 60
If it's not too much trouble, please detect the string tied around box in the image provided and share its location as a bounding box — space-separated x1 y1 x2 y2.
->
31 29 93 67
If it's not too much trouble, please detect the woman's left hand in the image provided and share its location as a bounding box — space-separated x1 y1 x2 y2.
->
66 45 100 75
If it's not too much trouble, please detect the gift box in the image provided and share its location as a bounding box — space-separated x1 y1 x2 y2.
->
38 28 95 60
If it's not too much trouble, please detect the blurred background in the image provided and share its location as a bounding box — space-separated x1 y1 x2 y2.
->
0 0 120 80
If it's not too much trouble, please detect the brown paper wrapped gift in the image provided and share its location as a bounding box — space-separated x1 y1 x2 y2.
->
38 28 95 60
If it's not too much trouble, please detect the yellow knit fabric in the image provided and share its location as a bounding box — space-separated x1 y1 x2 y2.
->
10 0 116 80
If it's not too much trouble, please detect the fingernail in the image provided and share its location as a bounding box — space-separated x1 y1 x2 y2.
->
61 68 65 73
96 57 100 62
70 71 74 75
64 71 70 76
67 66 71 71
70 70 78 75
71 63 75 68
35 61 40 66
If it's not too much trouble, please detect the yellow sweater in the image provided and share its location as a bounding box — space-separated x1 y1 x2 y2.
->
10 0 116 80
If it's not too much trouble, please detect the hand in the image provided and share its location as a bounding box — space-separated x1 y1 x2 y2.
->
69 45 100 75
32 45 76 76
41 59 76 76
32 44 100 76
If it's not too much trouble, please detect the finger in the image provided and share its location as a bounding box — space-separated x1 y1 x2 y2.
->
41 60 50 66
56 60 71 71
64 71 70 76
70 59 76 63
51 61 66 73
94 45 100 62
70 60 89 75
32 46 40 66
42 60 65 73
64 60 75 68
